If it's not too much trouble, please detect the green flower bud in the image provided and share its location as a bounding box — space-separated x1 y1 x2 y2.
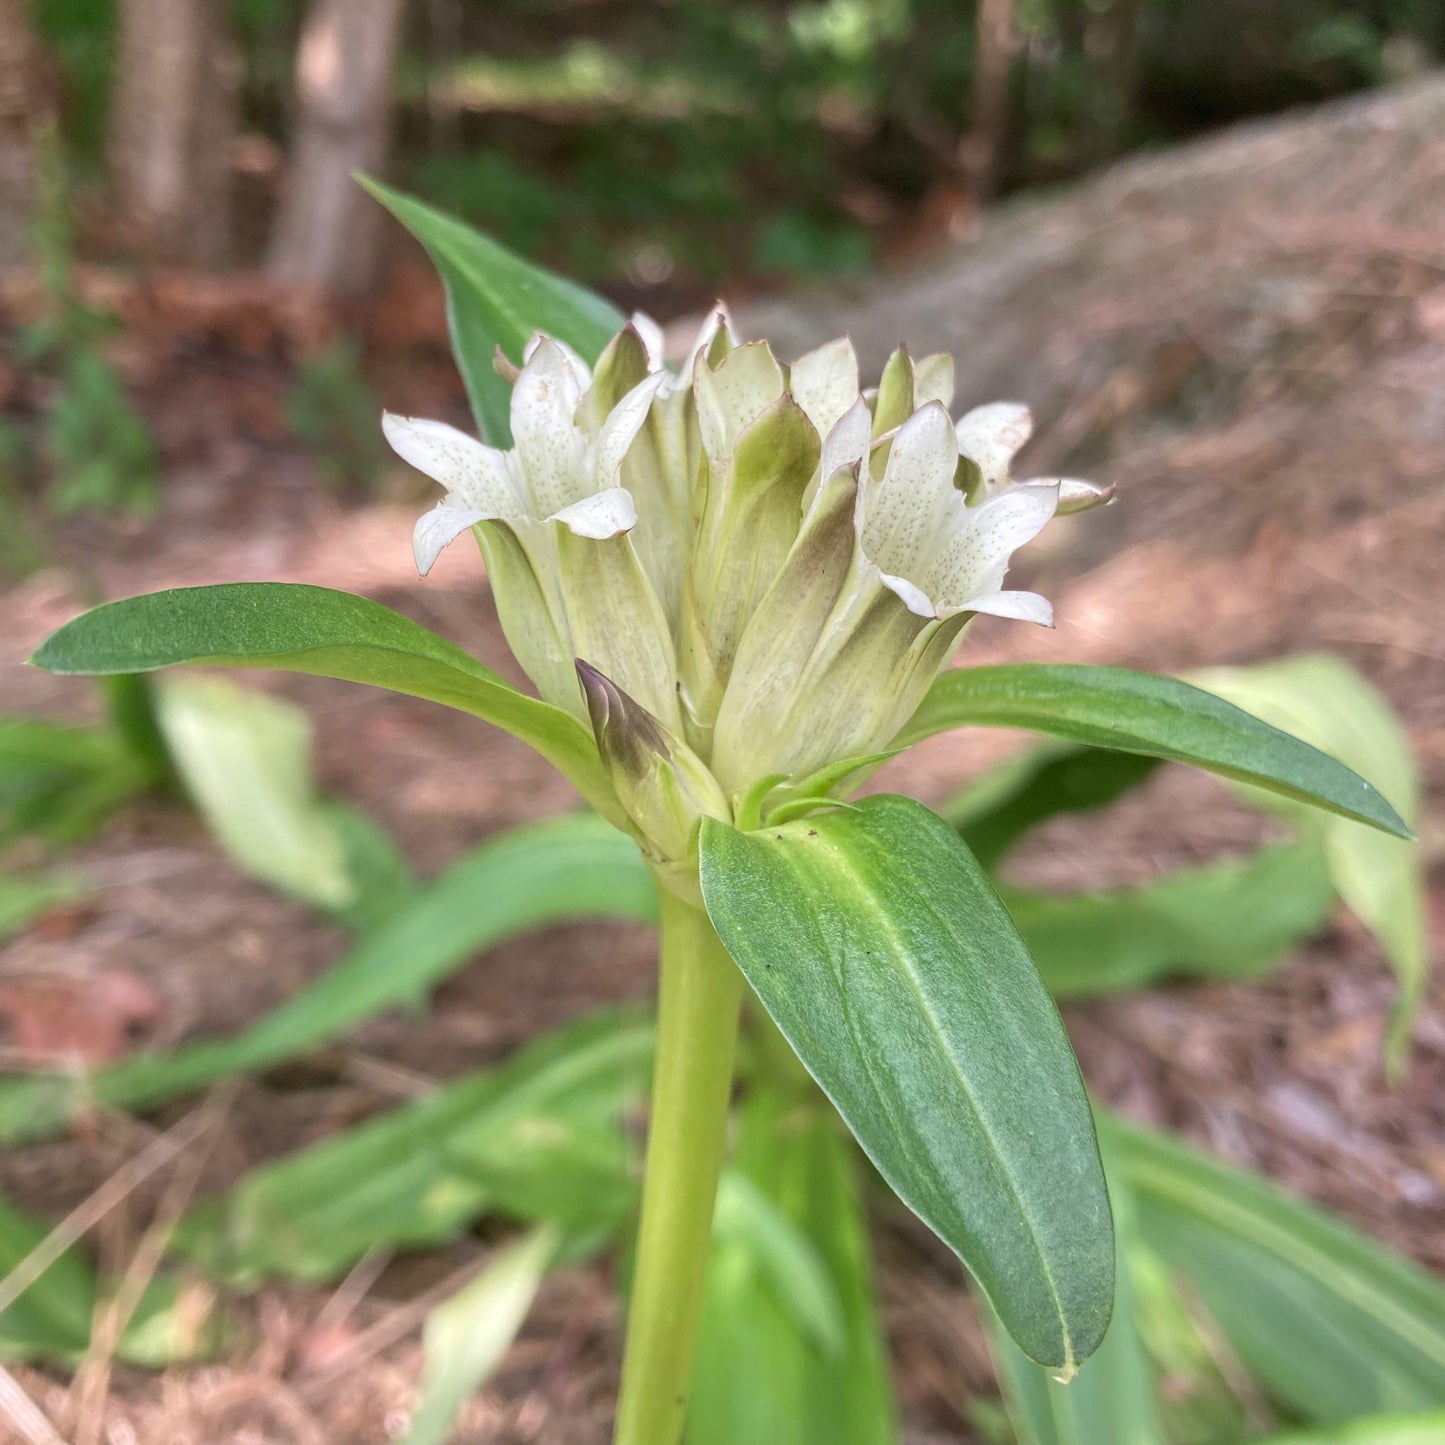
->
678 343 821 746
576 660 730 867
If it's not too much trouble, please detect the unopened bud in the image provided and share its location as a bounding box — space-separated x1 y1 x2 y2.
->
576 660 729 865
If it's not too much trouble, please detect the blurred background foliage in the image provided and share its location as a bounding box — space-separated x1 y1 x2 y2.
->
22 0 1445 301
3 0 1441 538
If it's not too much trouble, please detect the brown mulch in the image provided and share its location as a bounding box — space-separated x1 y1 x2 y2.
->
2 77 1444 1445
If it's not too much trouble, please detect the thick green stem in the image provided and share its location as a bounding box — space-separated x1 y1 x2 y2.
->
614 888 743 1445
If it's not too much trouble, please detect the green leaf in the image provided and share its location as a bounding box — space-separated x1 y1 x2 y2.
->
0 714 151 845
688 1086 899 1445
699 795 1113 1373
0 1192 95 1360
322 800 419 933
0 1191 215 1367
710 1172 846 1359
944 742 1161 870
401 1225 559 1445
31 583 619 822
986 1172 1162 1445
0 814 655 1145
360 177 624 445
1007 841 1335 999
154 675 416 928
897 665 1411 838
1189 656 1425 1068
177 1008 652 1285
1259 1412 1445 1445
155 676 356 911
1104 1114 1445 1422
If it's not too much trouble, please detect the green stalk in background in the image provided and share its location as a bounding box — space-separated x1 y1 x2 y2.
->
614 891 744 1445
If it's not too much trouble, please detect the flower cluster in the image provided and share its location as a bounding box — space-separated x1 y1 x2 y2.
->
385 311 1110 867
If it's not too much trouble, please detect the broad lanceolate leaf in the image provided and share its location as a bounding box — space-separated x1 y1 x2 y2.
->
402 1226 559 1445
897 665 1410 838
688 1086 899 1445
177 1009 652 1285
0 815 655 1145
944 742 1161 870
1190 655 1425 1068
31 583 620 822
360 177 624 445
1008 841 1335 999
156 676 356 911
1103 1114 1445 1422
987 1174 1162 1445
700 794 1113 1373
155 675 415 928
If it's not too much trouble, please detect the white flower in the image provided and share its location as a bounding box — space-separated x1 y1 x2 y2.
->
386 312 1114 821
384 334 677 726
861 400 1059 628
709 395 1071 791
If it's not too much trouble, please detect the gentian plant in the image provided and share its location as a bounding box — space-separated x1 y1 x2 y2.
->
30 187 1411 1445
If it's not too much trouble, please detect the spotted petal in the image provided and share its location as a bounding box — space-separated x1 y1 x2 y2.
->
791 337 860 439
413 502 489 575
550 487 638 540
594 372 667 487
382 414 520 515
511 338 588 517
956 402 1033 493
926 482 1059 613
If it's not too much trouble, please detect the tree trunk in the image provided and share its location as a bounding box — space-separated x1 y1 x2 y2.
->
0 0 50 269
959 0 1018 203
109 0 238 267
266 0 407 295
1082 0 1142 165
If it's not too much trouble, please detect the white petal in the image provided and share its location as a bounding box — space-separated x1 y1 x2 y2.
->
820 397 873 484
697 341 785 457
956 401 1033 489
593 372 666 487
860 402 960 578
413 502 488 575
959 590 1055 626
512 339 588 517
523 332 592 389
629 311 666 368
1025 476 1116 514
914 352 955 410
383 414 519 513
686 304 736 367
790 337 859 438
927 482 1058 607
880 570 939 619
549 487 638 540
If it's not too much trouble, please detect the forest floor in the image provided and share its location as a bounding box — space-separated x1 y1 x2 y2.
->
1 78 1443 1445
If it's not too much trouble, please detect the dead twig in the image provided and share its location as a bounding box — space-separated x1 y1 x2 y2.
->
0 1365 69 1445
67 1087 234 1445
